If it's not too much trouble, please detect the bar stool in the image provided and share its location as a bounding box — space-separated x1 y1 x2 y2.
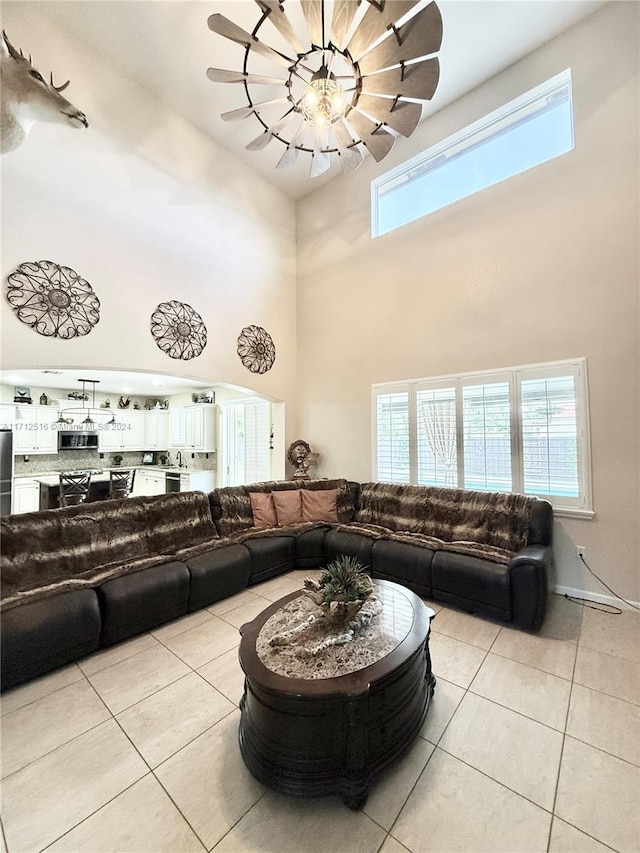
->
59 472 92 508
109 469 135 500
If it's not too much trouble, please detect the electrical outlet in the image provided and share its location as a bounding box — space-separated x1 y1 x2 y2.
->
576 545 586 560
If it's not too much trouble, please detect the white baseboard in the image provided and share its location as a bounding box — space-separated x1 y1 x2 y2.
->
554 584 640 611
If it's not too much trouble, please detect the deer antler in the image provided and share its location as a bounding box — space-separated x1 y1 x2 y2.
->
2 30 23 62
50 72 70 93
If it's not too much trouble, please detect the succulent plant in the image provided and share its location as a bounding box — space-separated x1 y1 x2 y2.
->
304 556 373 616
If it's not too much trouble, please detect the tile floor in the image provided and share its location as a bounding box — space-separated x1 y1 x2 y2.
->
1 572 639 853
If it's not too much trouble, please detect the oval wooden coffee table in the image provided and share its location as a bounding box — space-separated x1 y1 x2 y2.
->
238 579 436 809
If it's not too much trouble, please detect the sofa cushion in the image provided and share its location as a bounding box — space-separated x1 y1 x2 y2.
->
295 526 329 568
98 560 190 646
249 492 278 529
431 550 511 611
371 539 433 598
186 544 251 611
324 529 374 571
1 589 101 691
301 488 339 523
244 536 296 584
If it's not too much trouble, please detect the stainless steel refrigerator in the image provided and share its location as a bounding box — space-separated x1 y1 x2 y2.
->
0 429 13 516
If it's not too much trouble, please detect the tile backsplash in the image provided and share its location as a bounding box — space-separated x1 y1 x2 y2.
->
13 449 216 476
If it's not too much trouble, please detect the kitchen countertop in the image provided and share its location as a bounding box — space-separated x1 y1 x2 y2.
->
18 465 210 481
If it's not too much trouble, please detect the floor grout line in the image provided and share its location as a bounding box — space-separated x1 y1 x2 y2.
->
2 593 638 853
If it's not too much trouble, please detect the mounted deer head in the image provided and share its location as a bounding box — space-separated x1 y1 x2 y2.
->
1 30 88 154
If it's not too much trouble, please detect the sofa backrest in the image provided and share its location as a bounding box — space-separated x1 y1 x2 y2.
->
357 482 544 552
0 491 218 606
210 479 359 536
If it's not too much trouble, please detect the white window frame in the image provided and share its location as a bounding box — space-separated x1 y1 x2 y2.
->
372 358 593 518
371 68 574 237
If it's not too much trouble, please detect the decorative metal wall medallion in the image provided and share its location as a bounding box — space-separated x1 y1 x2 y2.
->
237 325 276 374
6 260 100 338
150 300 207 360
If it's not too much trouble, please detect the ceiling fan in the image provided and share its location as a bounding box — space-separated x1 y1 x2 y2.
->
206 0 443 177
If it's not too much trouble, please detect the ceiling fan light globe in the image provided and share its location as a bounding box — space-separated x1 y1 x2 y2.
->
304 90 319 107
332 93 345 112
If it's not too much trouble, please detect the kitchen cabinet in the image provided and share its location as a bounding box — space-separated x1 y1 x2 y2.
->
99 412 145 451
13 405 59 454
144 411 170 450
0 404 16 430
182 470 216 492
170 405 217 452
12 477 40 514
133 468 166 497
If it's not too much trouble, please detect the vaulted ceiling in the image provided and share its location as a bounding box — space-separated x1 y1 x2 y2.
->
5 1 604 198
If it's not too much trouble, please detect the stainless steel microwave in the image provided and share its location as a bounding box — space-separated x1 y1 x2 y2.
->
58 431 99 450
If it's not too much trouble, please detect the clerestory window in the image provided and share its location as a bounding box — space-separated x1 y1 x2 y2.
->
372 69 574 237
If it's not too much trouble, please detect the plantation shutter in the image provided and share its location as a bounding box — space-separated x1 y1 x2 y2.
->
462 380 512 492
520 369 580 504
375 390 410 483
372 358 591 513
244 401 271 484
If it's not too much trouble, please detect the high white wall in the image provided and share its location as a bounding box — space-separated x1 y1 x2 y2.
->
296 3 640 602
0 6 298 435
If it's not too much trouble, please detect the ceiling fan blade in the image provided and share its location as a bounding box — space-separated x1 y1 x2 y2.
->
361 57 440 101
208 14 293 68
255 0 306 54
246 111 299 151
347 0 416 60
346 111 395 162
330 0 361 49
277 124 308 169
221 97 290 122
300 0 324 47
310 150 331 177
357 2 443 75
355 94 422 137
310 127 331 177
207 68 284 85
333 121 365 175
334 120 356 147
340 145 365 175
277 146 300 169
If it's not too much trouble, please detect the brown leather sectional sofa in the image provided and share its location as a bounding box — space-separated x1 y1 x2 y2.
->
0 478 553 690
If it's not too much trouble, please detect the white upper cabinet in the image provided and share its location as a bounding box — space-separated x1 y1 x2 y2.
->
99 411 145 451
170 405 217 452
0 404 16 430
13 405 59 454
185 405 217 452
144 411 170 450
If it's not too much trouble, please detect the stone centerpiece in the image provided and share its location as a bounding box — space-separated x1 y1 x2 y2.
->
256 558 396 679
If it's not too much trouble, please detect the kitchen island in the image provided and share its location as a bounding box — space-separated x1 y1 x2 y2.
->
32 466 216 510
37 471 111 510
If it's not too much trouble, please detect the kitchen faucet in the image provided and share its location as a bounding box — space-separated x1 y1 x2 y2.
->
176 451 182 469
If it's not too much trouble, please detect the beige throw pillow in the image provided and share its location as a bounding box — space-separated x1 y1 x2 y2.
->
301 488 339 523
272 490 303 526
248 492 278 529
